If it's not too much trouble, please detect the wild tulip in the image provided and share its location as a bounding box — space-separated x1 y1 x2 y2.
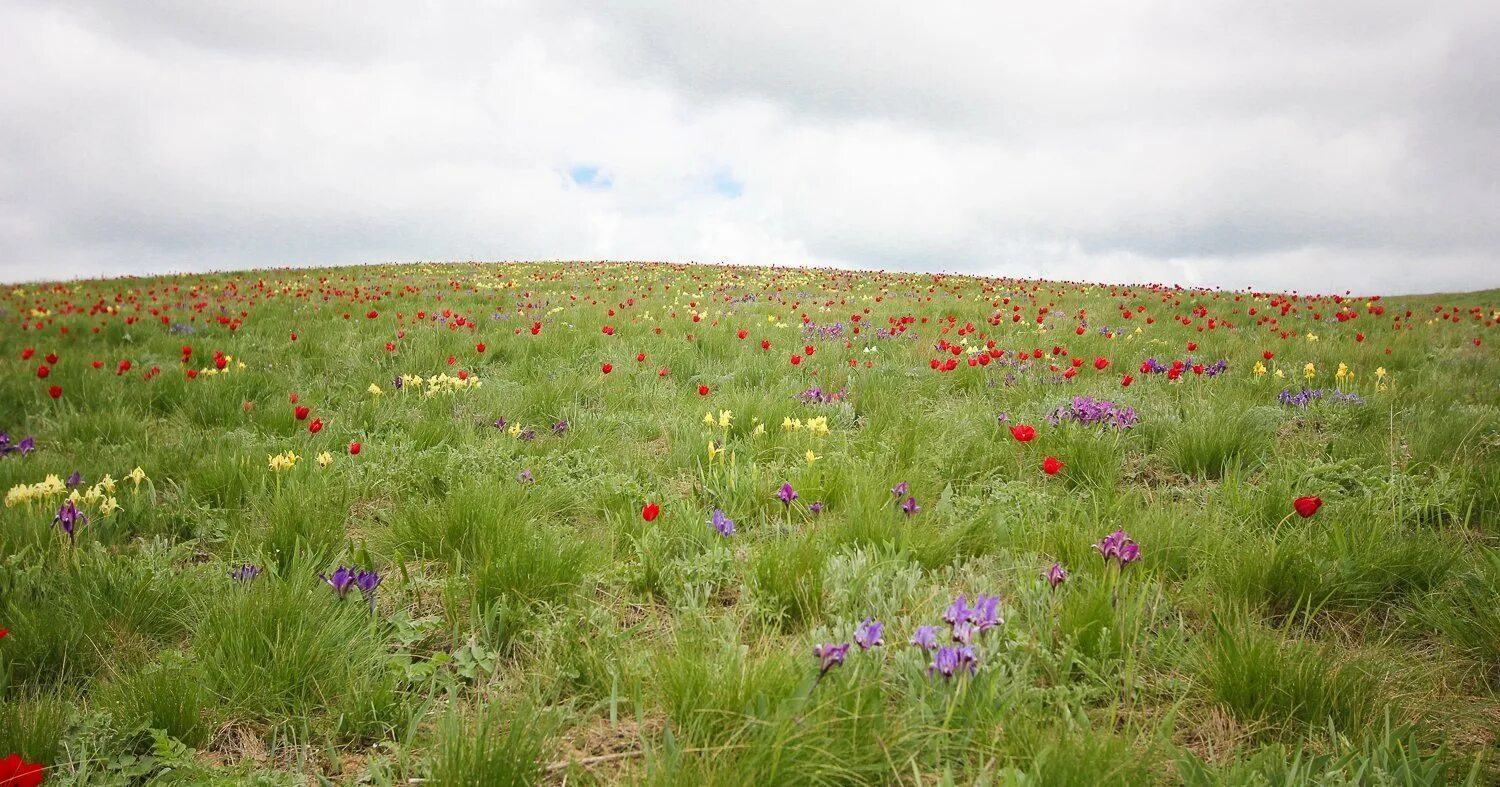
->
1009 424 1036 442
349 441 361 455
1293 496 1323 518
698 385 710 396
642 502 661 521
308 418 324 434
0 753 44 787
1043 456 1063 475
294 405 310 420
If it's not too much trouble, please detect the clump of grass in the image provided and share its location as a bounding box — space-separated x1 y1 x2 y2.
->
1166 406 1271 480
1200 615 1379 737
748 536 827 629
427 701 556 786
92 655 212 747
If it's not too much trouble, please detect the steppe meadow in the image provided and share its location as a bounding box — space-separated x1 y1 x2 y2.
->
1 261 1497 785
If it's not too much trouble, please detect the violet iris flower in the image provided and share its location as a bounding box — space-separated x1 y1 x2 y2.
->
942 595 972 626
900 497 921 517
854 618 884 650
929 646 977 679
709 508 735 537
808 501 824 516
321 566 357 598
53 500 87 543
1043 562 1068 588
891 481 909 498
813 642 851 676
356 569 382 611
65 471 83 488
1095 529 1142 566
229 564 262 583
910 626 940 651
517 468 534 484
776 482 798 506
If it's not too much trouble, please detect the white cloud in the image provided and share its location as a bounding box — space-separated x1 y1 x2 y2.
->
0 0 1496 293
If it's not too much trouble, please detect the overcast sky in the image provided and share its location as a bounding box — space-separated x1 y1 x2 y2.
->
2 1 1497 294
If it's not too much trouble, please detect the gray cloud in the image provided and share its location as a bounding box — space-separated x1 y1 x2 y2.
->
0 0 1496 293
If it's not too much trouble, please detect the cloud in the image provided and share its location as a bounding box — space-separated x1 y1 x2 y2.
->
0 0 1496 293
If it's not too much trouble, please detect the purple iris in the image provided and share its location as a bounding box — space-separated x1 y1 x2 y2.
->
15 436 34 456
910 625 941 651
929 646 977 679
1095 529 1142 566
854 618 884 650
229 564 262 583
552 420 569 435
494 417 508 430
776 482 798 506
392 376 403 390
971 594 1002 632
356 569 382 611
813 642 851 676
1046 395 1138 430
709 508 736 537
942 595 972 626
517 468 534 484
808 501 824 516
65 471 84 488
950 620 975 645
900 497 921 518
53 500 88 544
1043 562 1068 588
891 481 909 498
320 566 357 599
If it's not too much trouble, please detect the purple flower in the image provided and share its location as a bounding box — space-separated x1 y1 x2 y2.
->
53 500 87 543
995 412 1010 425
519 427 536 442
65 470 83 488
1046 395 1138 429
776 482 798 506
517 468 534 484
392 376 404 390
929 646 977 679
910 625 940 651
942 595 972 627
16 436 34 456
808 501 824 516
493 417 508 430
950 620 975 645
552 420 569 435
709 508 735 537
1043 562 1067 588
971 594 1002 632
356 569 382 611
891 481 909 498
854 618 884 650
1095 529 1141 566
320 566 357 599
900 497 921 518
813 642 851 676
229 564 262 583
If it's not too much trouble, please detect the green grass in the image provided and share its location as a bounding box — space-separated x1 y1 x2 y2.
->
0 262 1496 783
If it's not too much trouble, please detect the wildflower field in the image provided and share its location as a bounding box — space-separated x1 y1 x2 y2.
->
2 262 1498 785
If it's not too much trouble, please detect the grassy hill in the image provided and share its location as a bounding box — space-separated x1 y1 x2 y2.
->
2 261 1497 784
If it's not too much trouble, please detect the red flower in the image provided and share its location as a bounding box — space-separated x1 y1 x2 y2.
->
35 366 48 379
790 354 802 366
0 753 44 787
760 339 770 350
44 353 58 365
636 352 645 362
476 343 486 353
47 386 62 399
117 359 131 375
366 310 378 319
530 321 542 335
737 329 748 339
658 366 669 377
1043 456 1064 475
91 361 103 369
0 627 7 639
349 442 361 455
20 348 34 360
698 385 709 396
602 325 615 335
1009 425 1036 443
1186 341 1197 351
642 502 660 521
1293 496 1322 518
309 418 324 434
290 332 298 341
186 369 198 379
385 342 395 352
601 363 613 374
1093 356 1109 370
294 406 310 420
1262 350 1274 360
1121 374 1134 387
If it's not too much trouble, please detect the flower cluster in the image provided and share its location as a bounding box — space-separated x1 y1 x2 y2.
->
267 451 301 472
908 593 1004 679
1045 395 1139 429
320 566 383 611
421 372 482 396
1095 529 1141 566
5 469 138 517
0 432 35 459
782 415 830 434
1139 357 1229 378
812 618 883 678
796 386 848 405
1277 387 1367 407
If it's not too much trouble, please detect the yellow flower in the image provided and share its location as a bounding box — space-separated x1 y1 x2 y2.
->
805 416 830 435
127 467 147 488
1335 362 1349 380
316 451 334 469
99 496 122 517
507 422 523 437
368 383 383 396
1306 333 1319 343
1274 369 1285 379
708 440 725 463
267 451 300 472
703 412 716 426
805 449 821 464
1303 363 1316 380
782 417 802 432
38 475 65 497
1252 361 1267 376
97 474 117 495
752 422 766 437
718 410 733 429
1375 367 1387 379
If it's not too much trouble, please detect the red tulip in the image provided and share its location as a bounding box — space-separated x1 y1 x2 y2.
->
760 339 771 350
1293 496 1322 518
790 354 802 366
601 362 613 374
476 343 486 353
642 502 661 521
1043 456 1064 475
35 366 48 379
0 752 45 787
636 352 645 362
48 385 62 399
737 329 748 339
0 627 7 639
294 406 310 420
1093 357 1109 370
349 442 361 455
1010 425 1036 442
309 418 324 434
91 360 103 369
698 385 709 396
1121 374 1134 387
20 348 34 360
44 353 58 364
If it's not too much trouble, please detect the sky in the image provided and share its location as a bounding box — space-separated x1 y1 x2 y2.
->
1 1 1497 294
